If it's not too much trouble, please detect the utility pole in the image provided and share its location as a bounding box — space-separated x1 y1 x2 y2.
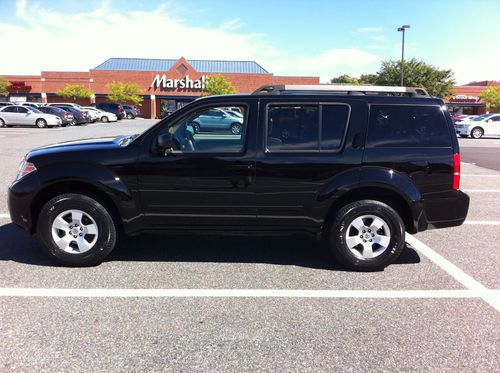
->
397 25 410 86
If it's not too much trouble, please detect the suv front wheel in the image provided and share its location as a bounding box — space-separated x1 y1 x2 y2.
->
326 200 405 271
37 193 117 266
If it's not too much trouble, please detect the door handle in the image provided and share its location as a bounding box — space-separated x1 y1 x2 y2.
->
352 132 364 149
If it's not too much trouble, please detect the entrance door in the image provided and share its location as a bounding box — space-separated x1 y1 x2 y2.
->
138 102 257 228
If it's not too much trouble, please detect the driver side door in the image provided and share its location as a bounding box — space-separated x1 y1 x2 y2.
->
137 101 258 228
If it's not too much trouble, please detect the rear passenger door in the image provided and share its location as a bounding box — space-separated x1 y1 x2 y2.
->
254 98 367 229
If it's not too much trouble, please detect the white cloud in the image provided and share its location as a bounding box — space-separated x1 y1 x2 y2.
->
356 27 382 33
0 0 381 82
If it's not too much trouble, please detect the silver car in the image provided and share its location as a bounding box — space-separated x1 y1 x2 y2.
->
0 105 62 128
190 108 244 134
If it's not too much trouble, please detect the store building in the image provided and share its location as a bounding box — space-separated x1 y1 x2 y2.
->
445 80 499 115
1 57 319 118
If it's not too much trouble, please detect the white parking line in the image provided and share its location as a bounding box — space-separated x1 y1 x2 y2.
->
462 174 500 177
0 288 489 299
462 189 500 193
405 234 499 311
464 221 500 225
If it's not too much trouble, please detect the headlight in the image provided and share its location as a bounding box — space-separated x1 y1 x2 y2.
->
15 156 37 182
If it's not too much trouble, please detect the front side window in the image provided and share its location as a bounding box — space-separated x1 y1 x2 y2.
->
367 105 451 148
17 107 28 113
167 105 247 153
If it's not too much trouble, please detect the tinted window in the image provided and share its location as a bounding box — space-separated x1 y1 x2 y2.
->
267 105 319 151
17 107 28 113
3 106 17 113
321 104 349 150
490 116 500 122
368 105 451 147
168 105 247 153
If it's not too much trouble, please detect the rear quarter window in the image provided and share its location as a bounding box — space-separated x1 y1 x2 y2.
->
367 105 451 147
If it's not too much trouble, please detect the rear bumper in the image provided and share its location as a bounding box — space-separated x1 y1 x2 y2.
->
423 190 470 230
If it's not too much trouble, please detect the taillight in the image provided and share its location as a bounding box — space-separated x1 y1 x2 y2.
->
453 153 460 190
118 108 123 113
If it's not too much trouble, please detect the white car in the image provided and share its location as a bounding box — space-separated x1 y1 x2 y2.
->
0 105 62 128
46 102 84 109
455 113 500 138
82 106 118 122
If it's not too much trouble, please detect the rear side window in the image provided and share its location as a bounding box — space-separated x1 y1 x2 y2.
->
266 104 349 152
368 105 451 147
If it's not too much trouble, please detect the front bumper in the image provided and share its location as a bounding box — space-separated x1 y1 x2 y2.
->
7 176 38 233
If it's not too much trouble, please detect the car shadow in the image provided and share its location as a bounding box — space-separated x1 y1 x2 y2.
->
0 223 421 270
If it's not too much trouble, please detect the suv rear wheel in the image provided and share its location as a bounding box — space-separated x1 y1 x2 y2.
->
326 200 405 271
37 193 117 266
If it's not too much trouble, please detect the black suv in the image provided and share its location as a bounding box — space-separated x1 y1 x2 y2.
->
8 85 469 270
91 102 125 119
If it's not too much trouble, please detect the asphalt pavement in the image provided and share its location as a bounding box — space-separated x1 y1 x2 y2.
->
0 120 499 372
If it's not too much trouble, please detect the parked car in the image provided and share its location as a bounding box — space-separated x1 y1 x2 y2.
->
82 107 118 122
7 85 469 270
123 105 140 119
52 105 89 125
0 105 61 128
19 102 43 109
455 113 500 138
38 106 74 127
90 102 125 119
189 107 244 134
453 115 477 123
48 103 95 123
0 102 14 107
46 102 84 109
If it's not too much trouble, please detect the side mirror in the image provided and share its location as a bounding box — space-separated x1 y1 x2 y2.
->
487 119 493 124
156 133 174 154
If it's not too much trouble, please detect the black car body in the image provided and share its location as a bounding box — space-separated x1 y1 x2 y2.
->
52 105 89 125
39 106 74 126
123 105 140 119
8 85 469 270
91 102 125 119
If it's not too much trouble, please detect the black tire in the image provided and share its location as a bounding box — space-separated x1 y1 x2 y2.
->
0 118 5 128
325 200 405 271
70 119 77 126
36 118 47 128
101 116 109 123
36 193 117 267
230 122 242 135
459 135 468 138
471 127 483 139
126 113 134 119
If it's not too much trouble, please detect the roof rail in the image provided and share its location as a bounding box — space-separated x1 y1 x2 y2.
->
253 84 430 97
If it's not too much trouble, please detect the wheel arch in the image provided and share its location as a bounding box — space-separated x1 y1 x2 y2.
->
30 180 123 234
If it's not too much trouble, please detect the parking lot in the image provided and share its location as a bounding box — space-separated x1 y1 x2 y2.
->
0 120 499 371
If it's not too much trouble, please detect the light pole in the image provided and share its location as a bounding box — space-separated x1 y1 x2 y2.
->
397 25 410 86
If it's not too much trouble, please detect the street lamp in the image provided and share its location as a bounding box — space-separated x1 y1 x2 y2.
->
397 24 410 86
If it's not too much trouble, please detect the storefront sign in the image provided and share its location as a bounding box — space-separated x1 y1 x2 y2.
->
450 95 480 103
150 74 207 90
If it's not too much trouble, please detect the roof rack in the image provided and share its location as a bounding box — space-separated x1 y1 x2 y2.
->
253 84 430 97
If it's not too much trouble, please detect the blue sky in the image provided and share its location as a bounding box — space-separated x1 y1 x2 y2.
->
0 0 498 83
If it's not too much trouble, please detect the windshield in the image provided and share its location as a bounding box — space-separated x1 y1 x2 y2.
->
473 114 492 121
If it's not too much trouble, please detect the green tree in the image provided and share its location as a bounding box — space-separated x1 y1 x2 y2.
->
0 77 11 97
376 58 455 98
56 84 93 101
203 74 237 95
106 81 143 105
481 86 500 111
330 74 360 85
359 74 379 85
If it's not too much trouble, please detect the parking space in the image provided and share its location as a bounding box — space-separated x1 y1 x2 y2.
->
0 122 499 371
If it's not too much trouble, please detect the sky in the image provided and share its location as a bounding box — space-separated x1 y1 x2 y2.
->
0 0 498 84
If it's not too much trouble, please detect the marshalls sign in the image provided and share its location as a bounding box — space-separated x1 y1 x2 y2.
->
150 74 207 90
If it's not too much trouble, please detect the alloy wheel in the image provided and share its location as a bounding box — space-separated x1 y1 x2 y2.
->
345 214 391 259
51 209 99 254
